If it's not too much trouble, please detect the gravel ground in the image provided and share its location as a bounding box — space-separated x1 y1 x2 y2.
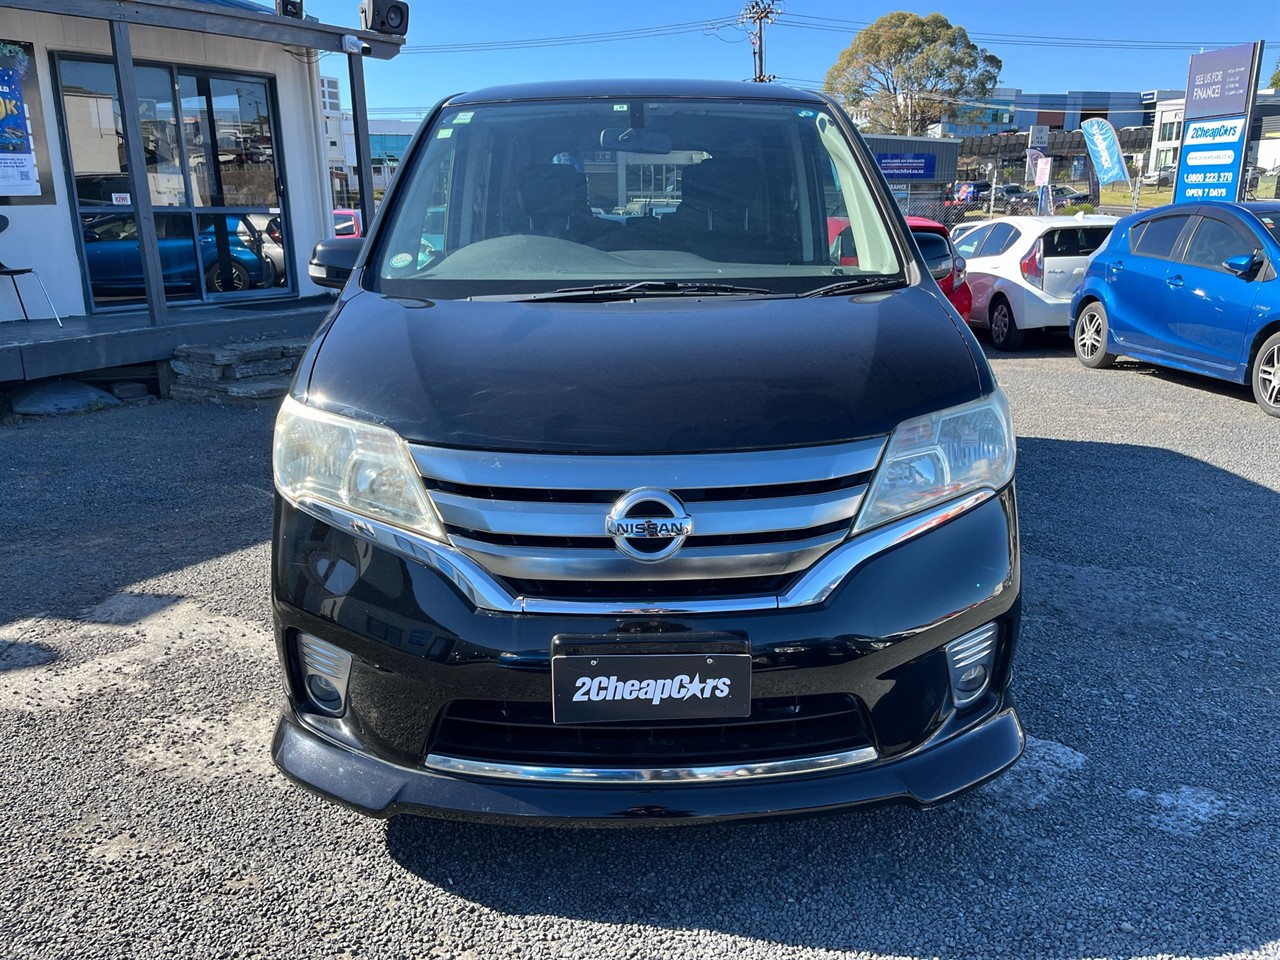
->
1 339 1278 960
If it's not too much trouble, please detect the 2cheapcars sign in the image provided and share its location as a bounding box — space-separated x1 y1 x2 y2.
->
1173 42 1263 204
1176 117 1248 202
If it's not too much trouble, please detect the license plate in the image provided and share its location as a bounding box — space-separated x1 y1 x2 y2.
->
551 652 753 724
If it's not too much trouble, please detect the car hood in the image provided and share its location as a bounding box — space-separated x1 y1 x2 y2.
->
303 286 986 453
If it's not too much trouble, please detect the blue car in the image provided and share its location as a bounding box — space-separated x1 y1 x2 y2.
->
1070 201 1280 417
82 213 272 299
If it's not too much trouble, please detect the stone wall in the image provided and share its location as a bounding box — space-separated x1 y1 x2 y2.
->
168 338 310 406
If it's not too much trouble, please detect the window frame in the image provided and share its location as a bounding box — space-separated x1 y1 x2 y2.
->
1128 214 1193 261
1178 215 1260 274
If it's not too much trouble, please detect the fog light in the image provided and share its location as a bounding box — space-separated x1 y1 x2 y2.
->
946 624 998 708
297 633 352 716
306 674 343 711
956 664 987 695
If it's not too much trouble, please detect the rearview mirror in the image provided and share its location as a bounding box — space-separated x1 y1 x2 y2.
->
309 236 363 289
600 128 672 155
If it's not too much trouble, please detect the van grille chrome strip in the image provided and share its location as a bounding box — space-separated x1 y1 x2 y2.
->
412 438 886 591
423 746 880 783
410 438 885 490
287 489 1001 615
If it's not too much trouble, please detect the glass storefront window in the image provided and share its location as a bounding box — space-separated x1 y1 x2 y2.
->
59 60 127 209
137 65 186 206
59 57 288 308
208 78 278 207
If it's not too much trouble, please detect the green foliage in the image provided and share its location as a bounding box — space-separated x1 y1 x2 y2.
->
1270 56 1280 89
1058 203 1096 215
822 12 1001 135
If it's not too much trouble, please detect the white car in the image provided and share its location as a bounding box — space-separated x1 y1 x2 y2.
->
953 214 1118 350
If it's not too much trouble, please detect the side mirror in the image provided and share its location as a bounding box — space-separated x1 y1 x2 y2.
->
309 236 363 289
1223 252 1262 278
83 228 100 243
926 254 953 281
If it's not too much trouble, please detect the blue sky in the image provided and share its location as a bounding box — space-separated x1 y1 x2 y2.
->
282 0 1280 116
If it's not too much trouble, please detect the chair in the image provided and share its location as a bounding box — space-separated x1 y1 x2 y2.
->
0 214 62 327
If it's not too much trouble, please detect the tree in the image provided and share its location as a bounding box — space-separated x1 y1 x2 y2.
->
1270 56 1279 89
823 12 1002 136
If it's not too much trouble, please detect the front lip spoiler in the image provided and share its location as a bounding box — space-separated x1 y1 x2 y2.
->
271 700 1024 826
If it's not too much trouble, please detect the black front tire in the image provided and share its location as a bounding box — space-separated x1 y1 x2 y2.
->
1251 331 1280 417
206 260 252 293
1074 300 1117 369
989 297 1024 351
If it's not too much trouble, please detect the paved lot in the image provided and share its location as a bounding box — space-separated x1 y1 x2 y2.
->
2 339 1278 960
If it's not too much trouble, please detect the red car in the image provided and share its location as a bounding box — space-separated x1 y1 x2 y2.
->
828 215 971 321
333 208 363 239
905 215 971 322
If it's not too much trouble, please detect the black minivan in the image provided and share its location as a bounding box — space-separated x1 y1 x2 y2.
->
271 80 1023 825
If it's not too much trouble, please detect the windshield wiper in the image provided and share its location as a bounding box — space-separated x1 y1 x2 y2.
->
478 281 774 302
800 276 907 298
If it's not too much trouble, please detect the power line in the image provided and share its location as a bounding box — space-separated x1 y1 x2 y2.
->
777 12 1276 51
398 18 738 54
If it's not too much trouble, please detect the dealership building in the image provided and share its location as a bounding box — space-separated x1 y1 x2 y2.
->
0 0 402 384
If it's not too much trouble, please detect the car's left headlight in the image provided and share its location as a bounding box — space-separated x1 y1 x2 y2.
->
853 390 1015 534
273 395 446 541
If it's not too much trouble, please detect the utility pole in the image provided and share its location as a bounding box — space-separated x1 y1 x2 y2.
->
738 0 781 83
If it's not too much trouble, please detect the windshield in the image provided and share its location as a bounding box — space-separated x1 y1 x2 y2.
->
370 97 903 299
1255 211 1280 246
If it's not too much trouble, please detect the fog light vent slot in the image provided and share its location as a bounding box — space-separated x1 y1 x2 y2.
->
298 633 352 716
945 624 998 708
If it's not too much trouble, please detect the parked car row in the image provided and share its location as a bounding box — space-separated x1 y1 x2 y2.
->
943 200 1280 418
955 214 1117 350
1070 201 1280 417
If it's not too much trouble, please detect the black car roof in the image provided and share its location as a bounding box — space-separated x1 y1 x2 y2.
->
446 78 828 106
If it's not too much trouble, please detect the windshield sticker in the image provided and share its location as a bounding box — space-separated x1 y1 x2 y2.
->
453 111 474 124
796 109 816 118
437 128 453 139
389 252 413 269
613 103 628 112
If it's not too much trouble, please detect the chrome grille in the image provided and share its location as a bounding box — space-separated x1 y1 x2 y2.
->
427 694 874 776
410 439 886 599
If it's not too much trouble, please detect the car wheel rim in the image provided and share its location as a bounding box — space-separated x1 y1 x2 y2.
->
1260 345 1280 406
212 266 246 292
1078 311 1103 359
992 306 1008 342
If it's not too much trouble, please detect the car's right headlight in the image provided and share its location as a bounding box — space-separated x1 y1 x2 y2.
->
853 390 1015 534
273 395 446 542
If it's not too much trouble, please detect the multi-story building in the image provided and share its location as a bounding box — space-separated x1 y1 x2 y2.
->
318 75 420 204
1146 88 1280 178
931 87 1180 138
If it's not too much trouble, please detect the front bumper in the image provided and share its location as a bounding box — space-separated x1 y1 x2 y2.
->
271 487 1022 825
